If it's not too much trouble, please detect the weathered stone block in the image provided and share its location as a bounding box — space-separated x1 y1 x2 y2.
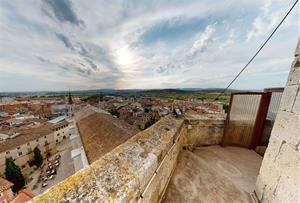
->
292 87 300 113
295 38 300 56
273 170 300 203
287 56 300 85
271 111 300 147
184 118 224 147
255 160 280 203
275 143 299 174
255 135 283 202
140 144 178 203
279 85 299 112
263 135 282 162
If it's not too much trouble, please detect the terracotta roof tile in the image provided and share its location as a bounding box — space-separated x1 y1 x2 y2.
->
76 107 139 163
0 177 13 192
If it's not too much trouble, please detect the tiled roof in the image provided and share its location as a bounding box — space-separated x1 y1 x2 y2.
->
11 189 34 203
0 177 13 192
0 124 53 153
76 107 139 163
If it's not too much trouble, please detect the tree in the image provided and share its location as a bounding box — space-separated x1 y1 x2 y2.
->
33 147 43 167
5 157 25 193
144 116 156 129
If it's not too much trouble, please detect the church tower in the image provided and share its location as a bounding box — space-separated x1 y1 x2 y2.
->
67 90 74 117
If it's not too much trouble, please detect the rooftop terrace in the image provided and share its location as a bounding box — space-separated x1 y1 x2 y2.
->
31 39 300 203
163 146 262 203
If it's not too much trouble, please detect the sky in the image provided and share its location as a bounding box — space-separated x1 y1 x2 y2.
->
0 0 299 91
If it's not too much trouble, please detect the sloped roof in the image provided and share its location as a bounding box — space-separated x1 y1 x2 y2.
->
0 177 13 192
0 124 53 153
75 106 139 163
11 189 34 203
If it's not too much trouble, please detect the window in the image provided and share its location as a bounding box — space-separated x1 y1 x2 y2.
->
44 136 47 138
6 151 10 154
36 139 39 142
27 148 32 154
17 146 20 150
56 140 58 143
18 151 22 156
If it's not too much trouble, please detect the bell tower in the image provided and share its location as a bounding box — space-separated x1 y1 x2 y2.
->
67 90 74 116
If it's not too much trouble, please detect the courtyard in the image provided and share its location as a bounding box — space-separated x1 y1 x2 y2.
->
26 139 75 195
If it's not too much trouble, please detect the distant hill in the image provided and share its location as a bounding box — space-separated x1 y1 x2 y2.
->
139 89 187 94
0 88 259 97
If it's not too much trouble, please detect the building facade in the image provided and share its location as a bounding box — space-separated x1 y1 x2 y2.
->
0 118 70 175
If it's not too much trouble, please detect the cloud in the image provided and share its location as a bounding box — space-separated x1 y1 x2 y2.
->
246 0 296 41
85 58 98 71
0 0 298 91
55 33 74 50
189 23 217 56
219 30 235 49
54 33 100 71
43 0 84 27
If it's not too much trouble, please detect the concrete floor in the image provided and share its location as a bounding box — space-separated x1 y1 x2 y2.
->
162 145 262 203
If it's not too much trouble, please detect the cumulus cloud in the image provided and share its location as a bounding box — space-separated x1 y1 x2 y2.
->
190 24 217 56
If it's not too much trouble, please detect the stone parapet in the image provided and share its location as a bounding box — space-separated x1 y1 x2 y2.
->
183 114 225 148
31 116 184 203
31 111 226 202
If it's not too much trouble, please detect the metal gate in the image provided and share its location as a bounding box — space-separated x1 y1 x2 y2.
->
222 92 272 149
259 88 284 146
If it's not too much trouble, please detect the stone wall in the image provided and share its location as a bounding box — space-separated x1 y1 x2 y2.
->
182 114 225 149
31 116 184 203
255 39 300 202
31 113 225 203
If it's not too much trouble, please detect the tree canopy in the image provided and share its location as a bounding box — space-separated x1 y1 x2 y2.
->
5 157 25 193
33 146 43 167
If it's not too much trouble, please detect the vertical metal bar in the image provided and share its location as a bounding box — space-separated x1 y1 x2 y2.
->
250 92 272 149
221 93 234 146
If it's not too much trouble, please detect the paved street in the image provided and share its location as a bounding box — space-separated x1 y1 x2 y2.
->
29 139 75 195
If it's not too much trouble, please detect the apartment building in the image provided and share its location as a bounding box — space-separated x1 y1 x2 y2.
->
49 116 70 143
0 118 70 175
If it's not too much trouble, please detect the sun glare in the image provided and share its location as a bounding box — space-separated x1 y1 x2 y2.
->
116 47 133 65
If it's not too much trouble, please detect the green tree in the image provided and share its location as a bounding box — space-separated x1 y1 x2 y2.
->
144 116 156 129
33 147 43 167
5 157 25 193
